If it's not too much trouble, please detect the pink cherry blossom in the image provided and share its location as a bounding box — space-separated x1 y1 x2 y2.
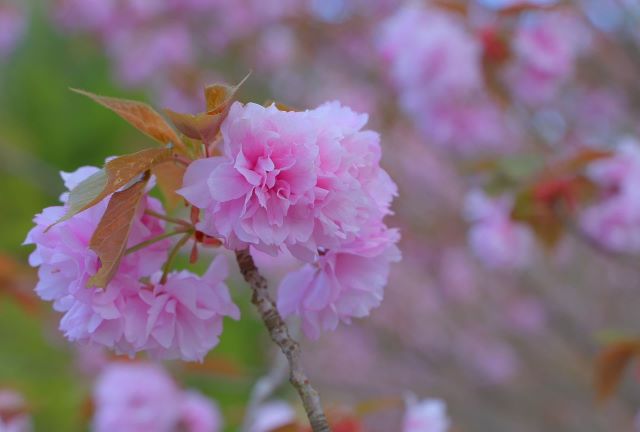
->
24 166 170 353
277 225 400 339
580 139 640 253
464 190 535 270
179 391 222 432
179 101 397 261
403 397 450 432
92 363 182 432
131 255 240 362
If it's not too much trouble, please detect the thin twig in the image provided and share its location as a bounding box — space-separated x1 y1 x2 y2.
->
235 249 331 432
125 229 191 255
144 209 192 227
160 232 193 284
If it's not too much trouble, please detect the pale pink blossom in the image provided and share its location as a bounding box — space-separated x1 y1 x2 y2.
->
464 190 535 270
581 139 640 253
131 255 240 361
179 101 397 261
277 225 400 339
179 391 222 432
508 13 588 105
24 166 170 353
378 4 482 99
377 4 510 154
403 397 450 432
92 363 181 432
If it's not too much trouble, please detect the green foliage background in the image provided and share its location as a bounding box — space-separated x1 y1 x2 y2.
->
0 6 270 431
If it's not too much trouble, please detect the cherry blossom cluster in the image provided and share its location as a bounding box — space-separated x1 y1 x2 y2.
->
377 3 587 155
180 101 400 339
464 189 534 270
91 361 451 432
26 99 399 359
580 139 640 253
25 167 239 361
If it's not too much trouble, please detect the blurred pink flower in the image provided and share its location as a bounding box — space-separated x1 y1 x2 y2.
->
581 138 640 253
377 3 511 154
403 397 450 432
107 24 194 86
179 391 222 432
0 4 26 59
457 333 519 384
464 190 535 270
93 363 181 432
508 13 588 105
378 4 482 99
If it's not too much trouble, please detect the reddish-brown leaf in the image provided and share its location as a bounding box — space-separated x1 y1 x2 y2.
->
152 160 186 210
52 148 173 226
354 397 403 416
164 74 250 146
480 27 512 65
71 88 184 151
183 355 245 378
431 0 468 15
163 109 224 145
559 149 613 173
511 188 564 248
271 424 302 432
205 72 250 115
498 1 566 16
595 340 640 402
0 255 40 315
88 174 150 288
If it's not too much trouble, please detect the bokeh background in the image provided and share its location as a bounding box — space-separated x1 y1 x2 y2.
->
2 0 640 431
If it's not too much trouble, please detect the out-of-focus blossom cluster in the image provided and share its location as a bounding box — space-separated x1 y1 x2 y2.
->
377 3 505 155
464 190 534 270
93 362 221 432
581 139 640 253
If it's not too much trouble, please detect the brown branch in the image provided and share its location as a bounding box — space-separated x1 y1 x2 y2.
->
235 249 331 432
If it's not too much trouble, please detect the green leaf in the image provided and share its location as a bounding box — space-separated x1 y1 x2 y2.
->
49 147 173 228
